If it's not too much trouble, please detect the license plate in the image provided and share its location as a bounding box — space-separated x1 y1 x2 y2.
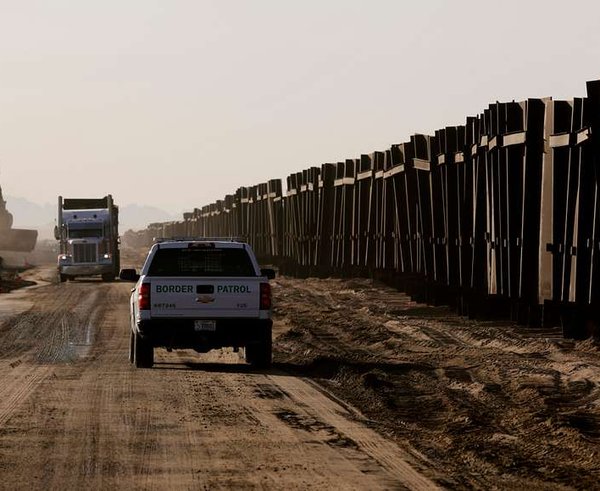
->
194 320 216 332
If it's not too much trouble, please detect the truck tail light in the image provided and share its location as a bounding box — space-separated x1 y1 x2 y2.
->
138 283 151 310
260 282 271 310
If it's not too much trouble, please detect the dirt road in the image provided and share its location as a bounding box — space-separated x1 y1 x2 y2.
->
0 269 438 490
2 264 600 490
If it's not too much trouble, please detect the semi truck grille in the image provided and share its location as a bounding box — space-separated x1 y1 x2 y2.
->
73 243 97 263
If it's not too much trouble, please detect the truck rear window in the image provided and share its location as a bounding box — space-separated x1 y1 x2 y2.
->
147 248 256 277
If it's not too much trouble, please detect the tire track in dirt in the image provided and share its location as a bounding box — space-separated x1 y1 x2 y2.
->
173 350 430 490
8 283 213 490
273 275 600 489
0 363 52 427
65 286 139 487
0 281 99 430
11 282 143 489
0 275 442 489
267 373 442 490
0 278 124 472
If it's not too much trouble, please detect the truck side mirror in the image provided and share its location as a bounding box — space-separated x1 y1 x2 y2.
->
119 268 139 282
53 225 60 240
260 268 276 280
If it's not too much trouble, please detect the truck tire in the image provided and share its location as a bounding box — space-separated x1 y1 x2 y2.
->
134 332 154 368
101 274 114 282
245 326 272 368
59 274 67 283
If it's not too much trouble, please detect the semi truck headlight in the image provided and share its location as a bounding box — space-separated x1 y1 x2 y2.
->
103 253 111 259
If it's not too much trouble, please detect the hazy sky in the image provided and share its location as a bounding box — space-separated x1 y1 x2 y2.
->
1 0 599 216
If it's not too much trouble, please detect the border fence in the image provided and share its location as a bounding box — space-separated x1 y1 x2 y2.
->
124 79 600 338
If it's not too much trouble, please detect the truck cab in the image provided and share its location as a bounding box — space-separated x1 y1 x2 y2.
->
56 196 120 282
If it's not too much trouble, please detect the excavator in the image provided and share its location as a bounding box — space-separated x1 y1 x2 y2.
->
0 184 37 253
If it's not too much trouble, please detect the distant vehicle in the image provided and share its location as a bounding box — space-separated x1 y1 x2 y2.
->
120 238 275 368
55 195 120 282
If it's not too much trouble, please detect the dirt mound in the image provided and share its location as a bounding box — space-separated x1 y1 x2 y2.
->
272 276 600 489
0 266 36 293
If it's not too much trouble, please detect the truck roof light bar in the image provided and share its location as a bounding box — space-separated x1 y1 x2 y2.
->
152 236 245 243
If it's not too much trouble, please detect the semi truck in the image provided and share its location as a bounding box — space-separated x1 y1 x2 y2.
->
55 195 120 282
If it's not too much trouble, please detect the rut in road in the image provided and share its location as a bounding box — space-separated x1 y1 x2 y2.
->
0 282 109 429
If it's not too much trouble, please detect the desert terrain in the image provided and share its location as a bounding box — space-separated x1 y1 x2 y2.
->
0 251 598 489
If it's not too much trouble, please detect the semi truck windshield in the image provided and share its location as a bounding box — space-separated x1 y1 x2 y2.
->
68 228 103 239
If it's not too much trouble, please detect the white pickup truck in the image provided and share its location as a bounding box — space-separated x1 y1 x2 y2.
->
119 239 275 368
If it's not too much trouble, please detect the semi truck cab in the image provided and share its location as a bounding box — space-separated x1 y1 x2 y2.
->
56 196 120 282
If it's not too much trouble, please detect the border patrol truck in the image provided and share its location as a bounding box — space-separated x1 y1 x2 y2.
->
119 239 275 368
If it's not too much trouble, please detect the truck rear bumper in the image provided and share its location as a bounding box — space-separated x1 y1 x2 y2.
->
60 264 114 276
137 318 272 350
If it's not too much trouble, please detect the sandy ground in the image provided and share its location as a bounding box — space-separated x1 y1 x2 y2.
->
0 267 437 490
272 277 600 489
0 254 598 489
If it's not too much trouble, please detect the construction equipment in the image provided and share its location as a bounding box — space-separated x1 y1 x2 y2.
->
0 185 37 253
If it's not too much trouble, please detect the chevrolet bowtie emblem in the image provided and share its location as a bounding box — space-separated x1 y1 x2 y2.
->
196 295 215 303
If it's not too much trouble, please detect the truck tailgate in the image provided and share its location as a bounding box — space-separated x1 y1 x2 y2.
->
150 277 261 318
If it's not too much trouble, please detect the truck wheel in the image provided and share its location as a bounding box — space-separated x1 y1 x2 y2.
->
128 330 135 364
134 332 154 368
59 274 67 283
245 326 272 368
101 274 114 282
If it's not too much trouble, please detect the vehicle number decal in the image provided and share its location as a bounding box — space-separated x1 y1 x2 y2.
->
153 303 176 309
